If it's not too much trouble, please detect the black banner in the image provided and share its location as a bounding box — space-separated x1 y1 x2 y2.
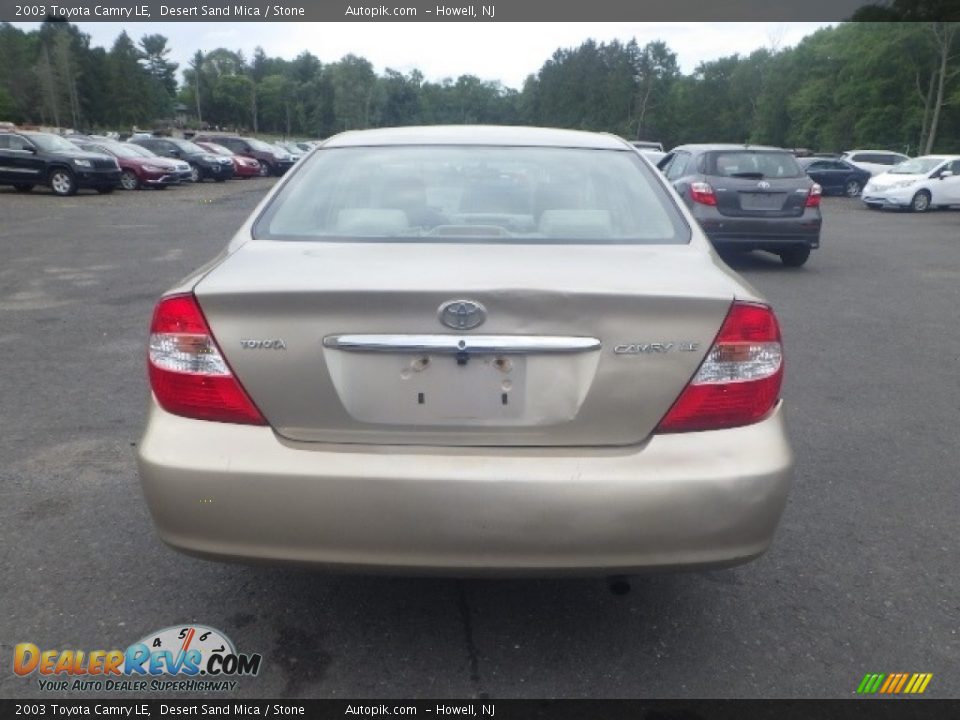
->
1 700 958 719
0 0 880 22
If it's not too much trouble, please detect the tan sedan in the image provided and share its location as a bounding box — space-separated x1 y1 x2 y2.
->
138 126 793 575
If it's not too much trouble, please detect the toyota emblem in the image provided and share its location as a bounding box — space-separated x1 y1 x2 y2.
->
438 300 486 330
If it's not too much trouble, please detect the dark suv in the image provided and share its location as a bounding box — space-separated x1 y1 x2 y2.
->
658 144 821 267
0 130 120 196
129 137 234 182
192 134 296 176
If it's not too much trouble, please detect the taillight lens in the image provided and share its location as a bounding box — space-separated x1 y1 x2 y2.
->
148 294 266 425
655 301 783 433
806 183 822 208
690 181 717 206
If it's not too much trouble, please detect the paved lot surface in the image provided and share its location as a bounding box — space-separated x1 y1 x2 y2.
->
1 180 958 699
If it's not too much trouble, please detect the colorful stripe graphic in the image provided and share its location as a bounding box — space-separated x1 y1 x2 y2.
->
857 673 932 694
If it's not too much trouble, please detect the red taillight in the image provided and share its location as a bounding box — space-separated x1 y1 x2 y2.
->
690 181 717 206
148 294 266 425
655 301 783 433
806 183 822 208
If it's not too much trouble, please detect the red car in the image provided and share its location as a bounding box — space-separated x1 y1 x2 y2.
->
194 141 261 178
73 140 185 190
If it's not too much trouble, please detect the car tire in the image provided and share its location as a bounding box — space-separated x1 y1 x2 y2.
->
13 184 33 193
48 168 77 197
909 190 931 213
844 179 862 197
258 163 270 177
779 246 811 268
189 164 202 183
120 170 140 191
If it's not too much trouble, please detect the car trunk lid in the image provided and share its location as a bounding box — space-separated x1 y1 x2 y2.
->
193 240 741 447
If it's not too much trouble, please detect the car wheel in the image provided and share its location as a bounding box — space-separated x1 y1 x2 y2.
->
13 184 33 193
779 246 811 268
909 190 931 213
844 179 862 197
48 168 77 196
189 164 202 183
96 186 114 194
120 170 140 191
258 163 270 177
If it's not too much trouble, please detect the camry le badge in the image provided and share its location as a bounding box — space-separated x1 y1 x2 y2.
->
438 300 486 330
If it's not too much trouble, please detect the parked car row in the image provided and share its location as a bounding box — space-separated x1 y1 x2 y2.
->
0 127 314 196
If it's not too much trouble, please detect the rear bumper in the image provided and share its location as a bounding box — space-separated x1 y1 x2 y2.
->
137 401 793 575
694 209 821 250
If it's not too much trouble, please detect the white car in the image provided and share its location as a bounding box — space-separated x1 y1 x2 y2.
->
841 149 911 176
862 156 960 212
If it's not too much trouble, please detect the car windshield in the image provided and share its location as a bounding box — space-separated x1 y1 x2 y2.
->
170 139 206 154
124 144 156 157
103 143 142 158
29 134 82 152
202 143 233 156
255 145 689 244
706 150 803 178
889 158 944 175
247 138 275 151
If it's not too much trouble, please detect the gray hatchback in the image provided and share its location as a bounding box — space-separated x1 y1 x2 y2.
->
659 144 822 267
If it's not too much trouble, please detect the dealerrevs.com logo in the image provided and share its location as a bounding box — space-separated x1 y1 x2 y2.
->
14 625 262 692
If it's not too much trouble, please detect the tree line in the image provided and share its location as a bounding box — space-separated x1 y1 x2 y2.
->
0 20 957 153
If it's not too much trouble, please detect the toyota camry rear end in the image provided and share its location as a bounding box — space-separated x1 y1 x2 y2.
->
137 126 793 575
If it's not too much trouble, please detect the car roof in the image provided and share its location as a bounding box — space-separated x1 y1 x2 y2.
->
843 149 907 155
670 144 788 153
323 125 631 150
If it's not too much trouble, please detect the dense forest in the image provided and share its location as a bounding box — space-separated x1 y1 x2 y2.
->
0 20 958 153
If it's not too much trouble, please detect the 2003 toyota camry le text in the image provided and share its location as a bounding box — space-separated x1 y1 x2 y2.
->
137 125 794 575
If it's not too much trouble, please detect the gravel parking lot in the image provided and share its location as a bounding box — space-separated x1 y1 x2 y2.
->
2 179 958 699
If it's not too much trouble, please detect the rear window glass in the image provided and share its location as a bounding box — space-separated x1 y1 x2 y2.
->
705 151 803 179
254 145 690 244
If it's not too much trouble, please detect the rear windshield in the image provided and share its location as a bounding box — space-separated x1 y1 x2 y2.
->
705 150 803 179
254 145 689 244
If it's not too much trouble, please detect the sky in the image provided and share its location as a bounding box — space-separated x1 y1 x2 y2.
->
14 22 835 89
